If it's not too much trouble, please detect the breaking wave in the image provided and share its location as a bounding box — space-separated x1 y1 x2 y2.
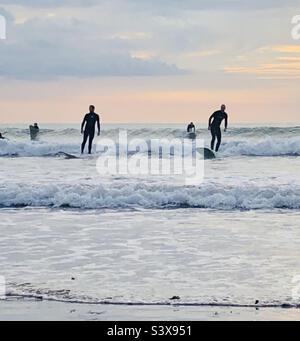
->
1 137 299 157
0 183 299 210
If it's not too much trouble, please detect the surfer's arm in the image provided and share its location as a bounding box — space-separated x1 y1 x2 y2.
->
81 115 87 133
224 114 228 131
208 113 215 129
97 115 101 135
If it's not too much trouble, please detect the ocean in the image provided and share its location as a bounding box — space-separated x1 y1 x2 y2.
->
0 123 300 320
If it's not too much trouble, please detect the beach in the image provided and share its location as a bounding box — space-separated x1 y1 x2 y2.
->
2 299 300 321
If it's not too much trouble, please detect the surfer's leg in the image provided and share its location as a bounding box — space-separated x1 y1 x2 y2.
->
211 129 216 151
215 128 222 152
81 131 89 154
88 131 95 154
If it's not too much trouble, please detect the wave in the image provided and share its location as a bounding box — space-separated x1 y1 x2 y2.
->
0 127 78 137
0 183 299 210
225 126 300 137
1 126 299 140
0 140 80 157
221 137 300 157
1 137 300 157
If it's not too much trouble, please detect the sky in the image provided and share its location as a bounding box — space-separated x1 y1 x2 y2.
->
0 0 299 124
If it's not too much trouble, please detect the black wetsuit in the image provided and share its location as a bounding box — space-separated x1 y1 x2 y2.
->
81 112 100 154
187 124 195 133
209 110 228 152
30 126 39 141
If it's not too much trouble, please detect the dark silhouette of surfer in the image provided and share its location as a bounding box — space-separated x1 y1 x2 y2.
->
29 123 40 141
0 132 6 139
208 104 228 152
187 122 196 133
81 105 100 154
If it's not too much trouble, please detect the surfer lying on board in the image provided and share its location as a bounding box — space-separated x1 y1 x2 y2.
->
81 105 101 154
208 104 228 152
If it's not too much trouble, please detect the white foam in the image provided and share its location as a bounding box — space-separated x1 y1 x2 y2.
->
0 140 80 157
221 137 300 157
0 182 299 210
1 137 300 157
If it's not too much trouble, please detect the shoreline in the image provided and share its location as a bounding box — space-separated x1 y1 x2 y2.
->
1 299 300 321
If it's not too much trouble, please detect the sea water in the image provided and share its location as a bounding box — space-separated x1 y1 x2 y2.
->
0 124 299 310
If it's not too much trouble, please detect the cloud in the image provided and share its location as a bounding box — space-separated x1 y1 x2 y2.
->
1 0 299 10
224 45 300 79
0 7 14 21
0 0 100 7
270 45 300 53
0 16 185 79
0 48 185 79
124 0 300 13
185 50 222 57
1 2 299 81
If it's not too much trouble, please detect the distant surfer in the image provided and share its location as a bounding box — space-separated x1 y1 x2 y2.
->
29 123 40 141
0 132 6 139
81 105 100 154
208 104 228 152
187 122 197 140
187 122 196 133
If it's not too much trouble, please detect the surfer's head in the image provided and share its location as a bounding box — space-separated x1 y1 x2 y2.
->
89 105 95 113
221 104 226 112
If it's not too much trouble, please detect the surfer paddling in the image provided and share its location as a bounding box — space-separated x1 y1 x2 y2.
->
81 105 101 154
208 104 228 152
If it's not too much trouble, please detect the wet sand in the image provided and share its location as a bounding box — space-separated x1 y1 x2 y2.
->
1 299 300 321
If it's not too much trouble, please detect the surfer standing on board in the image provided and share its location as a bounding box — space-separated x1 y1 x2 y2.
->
208 104 228 152
81 105 100 154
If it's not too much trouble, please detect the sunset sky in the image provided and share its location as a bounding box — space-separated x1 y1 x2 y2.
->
0 1 299 124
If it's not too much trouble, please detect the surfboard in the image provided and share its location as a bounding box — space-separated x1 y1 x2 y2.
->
187 132 197 140
56 152 79 159
197 148 216 160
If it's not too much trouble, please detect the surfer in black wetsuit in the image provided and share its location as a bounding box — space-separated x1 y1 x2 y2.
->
187 122 196 133
81 105 101 154
29 123 40 141
0 132 5 139
208 104 228 152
